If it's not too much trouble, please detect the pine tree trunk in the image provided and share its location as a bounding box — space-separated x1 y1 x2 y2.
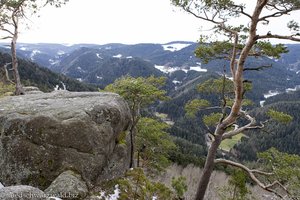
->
194 134 222 200
137 150 140 168
11 16 24 95
129 127 135 168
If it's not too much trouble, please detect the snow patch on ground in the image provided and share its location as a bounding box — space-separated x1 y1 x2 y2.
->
126 56 133 59
0 182 4 189
260 85 300 106
182 69 189 73
154 65 178 74
62 43 74 47
225 74 233 81
286 85 300 92
190 66 207 72
57 50 65 55
172 79 182 84
54 82 67 91
96 75 103 79
113 54 122 58
264 90 280 99
96 53 103 59
98 185 120 200
162 43 191 52
76 78 83 82
30 50 41 59
49 59 59 65
20 47 27 51
155 64 207 74
76 66 86 73
260 100 266 107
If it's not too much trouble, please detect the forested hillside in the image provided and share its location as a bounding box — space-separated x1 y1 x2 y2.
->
1 0 300 199
2 42 300 159
0 51 97 92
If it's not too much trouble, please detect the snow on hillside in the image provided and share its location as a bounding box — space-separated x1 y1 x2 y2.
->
62 43 74 47
154 65 178 74
264 90 280 99
96 53 103 59
162 43 191 52
98 185 120 200
260 85 300 107
49 59 59 65
286 85 300 92
30 50 41 59
113 54 122 58
155 64 207 74
190 63 207 72
57 50 65 55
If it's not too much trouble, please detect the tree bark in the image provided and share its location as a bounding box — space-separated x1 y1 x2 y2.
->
195 133 223 200
137 150 140 168
2 62 13 84
11 15 24 95
194 2 268 199
129 126 135 168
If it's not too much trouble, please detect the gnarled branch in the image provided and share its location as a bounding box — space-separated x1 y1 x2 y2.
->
222 110 256 139
215 159 290 199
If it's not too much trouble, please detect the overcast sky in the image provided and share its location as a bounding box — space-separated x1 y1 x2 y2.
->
17 0 300 45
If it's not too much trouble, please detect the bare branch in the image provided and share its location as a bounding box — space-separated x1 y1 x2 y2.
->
220 66 227 123
231 4 252 19
1 28 13 35
259 9 291 22
258 34 300 42
0 36 12 40
243 64 272 71
183 7 223 25
215 159 290 198
230 32 238 81
2 62 14 84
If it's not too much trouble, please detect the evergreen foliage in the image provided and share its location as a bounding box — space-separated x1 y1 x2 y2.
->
217 170 252 200
105 75 168 168
171 176 188 199
102 168 176 200
136 117 176 173
258 148 300 198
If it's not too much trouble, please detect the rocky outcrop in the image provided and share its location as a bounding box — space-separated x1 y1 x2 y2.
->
0 185 46 200
0 91 131 189
45 170 88 200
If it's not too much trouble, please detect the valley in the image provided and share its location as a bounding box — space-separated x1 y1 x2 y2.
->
1 41 300 158
1 41 300 199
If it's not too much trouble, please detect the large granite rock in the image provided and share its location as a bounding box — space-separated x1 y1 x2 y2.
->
0 185 46 200
0 91 131 189
45 170 88 200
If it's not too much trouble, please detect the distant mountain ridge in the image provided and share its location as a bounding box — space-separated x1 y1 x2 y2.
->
1 41 300 162
1 41 300 100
